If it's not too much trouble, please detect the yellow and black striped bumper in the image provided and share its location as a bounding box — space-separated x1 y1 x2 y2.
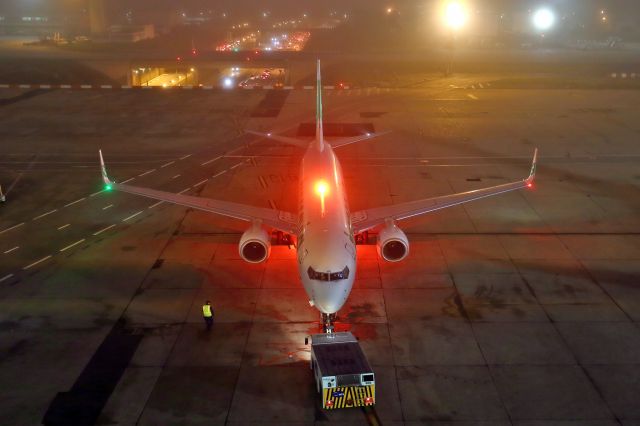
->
322 385 375 409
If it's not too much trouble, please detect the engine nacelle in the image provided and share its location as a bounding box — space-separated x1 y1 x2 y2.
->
376 221 409 262
239 224 271 263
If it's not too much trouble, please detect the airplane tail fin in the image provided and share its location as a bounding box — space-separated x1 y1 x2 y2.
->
315 59 324 152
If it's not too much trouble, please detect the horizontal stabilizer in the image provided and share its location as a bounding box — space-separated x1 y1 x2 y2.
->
328 130 391 148
245 130 308 148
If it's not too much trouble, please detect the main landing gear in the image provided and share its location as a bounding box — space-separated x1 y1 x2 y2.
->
322 313 336 334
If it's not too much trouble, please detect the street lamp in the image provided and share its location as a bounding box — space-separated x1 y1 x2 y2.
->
444 1 467 31
532 8 555 32
442 1 468 76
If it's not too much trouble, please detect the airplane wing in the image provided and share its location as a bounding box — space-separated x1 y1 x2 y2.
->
245 130 309 148
351 149 538 233
327 130 391 148
99 151 298 234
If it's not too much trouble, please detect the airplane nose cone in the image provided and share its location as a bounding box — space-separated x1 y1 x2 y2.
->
311 281 350 314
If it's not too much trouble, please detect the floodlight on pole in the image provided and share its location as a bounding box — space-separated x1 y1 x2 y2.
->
444 1 468 31
533 8 555 31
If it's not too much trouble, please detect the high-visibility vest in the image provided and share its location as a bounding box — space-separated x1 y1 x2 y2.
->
202 304 213 317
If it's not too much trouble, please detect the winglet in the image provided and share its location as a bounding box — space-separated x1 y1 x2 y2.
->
526 148 538 185
98 150 113 187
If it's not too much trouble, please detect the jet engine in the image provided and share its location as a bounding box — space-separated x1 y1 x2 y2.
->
376 221 409 262
239 224 271 263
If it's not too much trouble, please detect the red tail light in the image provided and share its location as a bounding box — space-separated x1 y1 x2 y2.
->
365 397 374 405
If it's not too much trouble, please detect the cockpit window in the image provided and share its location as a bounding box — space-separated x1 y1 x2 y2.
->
307 266 350 281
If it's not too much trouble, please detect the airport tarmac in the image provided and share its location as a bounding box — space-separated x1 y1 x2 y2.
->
0 72 639 425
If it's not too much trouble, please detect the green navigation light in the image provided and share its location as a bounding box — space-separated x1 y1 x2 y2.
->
105 184 112 191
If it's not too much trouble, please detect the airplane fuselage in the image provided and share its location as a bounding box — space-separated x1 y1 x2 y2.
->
297 143 356 314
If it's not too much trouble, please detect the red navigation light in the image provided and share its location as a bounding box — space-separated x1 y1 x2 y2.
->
527 182 533 188
314 180 329 197
176 56 182 62
315 180 329 216
325 400 334 407
191 49 197 56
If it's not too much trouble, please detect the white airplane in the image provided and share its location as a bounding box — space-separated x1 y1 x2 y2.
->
99 60 537 331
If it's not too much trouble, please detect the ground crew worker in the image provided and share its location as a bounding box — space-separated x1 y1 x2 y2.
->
202 300 214 331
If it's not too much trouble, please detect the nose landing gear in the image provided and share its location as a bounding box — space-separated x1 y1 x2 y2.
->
322 313 336 333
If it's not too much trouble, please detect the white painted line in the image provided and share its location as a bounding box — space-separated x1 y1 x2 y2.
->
64 197 86 207
201 156 222 166
212 170 227 178
3 246 19 254
33 209 57 221
230 163 243 170
479 83 484 89
57 224 71 230
179 154 192 160
171 174 181 179
23 255 52 270
303 85 313 90
268 200 277 210
122 85 132 89
102 204 113 210
60 85 71 89
0 84 9 89
467 94 479 100
138 169 155 177
183 85 194 90
60 239 85 252
258 176 268 189
100 85 112 89
203 85 214 89
80 85 92 89
40 84 51 89
122 211 143 222
142 86 153 90
160 161 175 168
89 189 104 197
19 84 31 89
283 86 294 89
93 224 116 235
178 188 190 194
0 274 13 283
121 177 135 184
0 222 25 235
227 145 244 154
324 85 335 90
193 179 208 187
148 201 164 209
